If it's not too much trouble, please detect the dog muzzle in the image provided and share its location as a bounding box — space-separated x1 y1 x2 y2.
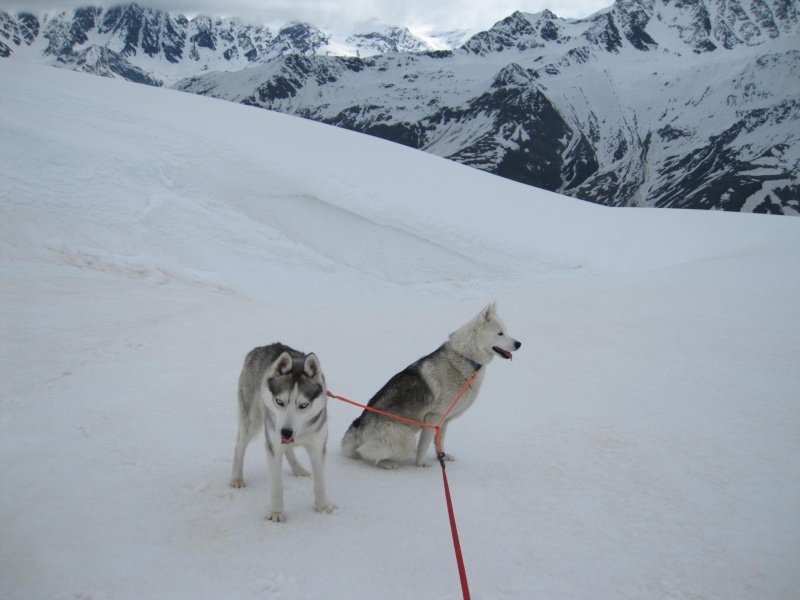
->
280 428 295 444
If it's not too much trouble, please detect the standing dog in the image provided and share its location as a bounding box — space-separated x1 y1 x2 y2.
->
342 302 521 469
230 343 333 522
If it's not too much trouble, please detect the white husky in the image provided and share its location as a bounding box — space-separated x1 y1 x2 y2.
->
230 343 334 522
342 302 521 469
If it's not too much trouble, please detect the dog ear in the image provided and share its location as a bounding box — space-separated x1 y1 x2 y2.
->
303 353 324 382
481 301 497 321
271 351 294 376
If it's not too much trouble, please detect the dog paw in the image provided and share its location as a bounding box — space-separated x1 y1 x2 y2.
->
442 453 456 462
291 467 310 478
267 512 285 523
416 460 431 468
230 478 246 488
376 460 399 470
316 503 336 514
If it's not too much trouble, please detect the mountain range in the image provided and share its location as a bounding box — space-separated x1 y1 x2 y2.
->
2 1 798 214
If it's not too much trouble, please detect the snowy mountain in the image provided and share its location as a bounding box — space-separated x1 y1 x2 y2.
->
0 4 449 80
2 1 799 213
340 20 440 56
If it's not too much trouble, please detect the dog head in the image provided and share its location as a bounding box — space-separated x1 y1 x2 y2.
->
451 301 522 366
482 301 522 362
265 351 327 445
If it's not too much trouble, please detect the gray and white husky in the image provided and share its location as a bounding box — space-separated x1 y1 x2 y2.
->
230 343 334 522
342 302 521 469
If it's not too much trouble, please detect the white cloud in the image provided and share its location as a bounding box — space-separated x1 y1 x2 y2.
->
0 0 613 32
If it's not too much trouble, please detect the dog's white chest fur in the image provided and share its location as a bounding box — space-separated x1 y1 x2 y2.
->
420 356 486 421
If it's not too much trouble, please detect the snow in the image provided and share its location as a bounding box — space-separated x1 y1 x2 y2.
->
2 58 800 600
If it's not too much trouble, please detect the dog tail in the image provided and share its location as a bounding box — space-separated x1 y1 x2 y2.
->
340 416 362 459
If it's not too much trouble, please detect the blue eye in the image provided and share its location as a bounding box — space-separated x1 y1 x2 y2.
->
299 403 309 410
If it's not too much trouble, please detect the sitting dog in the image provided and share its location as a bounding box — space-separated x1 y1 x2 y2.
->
342 302 521 469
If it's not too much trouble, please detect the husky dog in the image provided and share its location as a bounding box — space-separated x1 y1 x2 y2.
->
230 343 334 522
342 302 521 469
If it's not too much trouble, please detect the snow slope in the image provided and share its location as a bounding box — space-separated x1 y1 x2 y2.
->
1 59 799 600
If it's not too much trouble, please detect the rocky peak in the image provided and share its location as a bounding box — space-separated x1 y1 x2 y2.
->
272 22 330 56
345 24 430 55
0 11 40 56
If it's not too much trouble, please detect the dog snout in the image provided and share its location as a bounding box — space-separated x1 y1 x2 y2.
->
514 340 522 350
280 427 294 441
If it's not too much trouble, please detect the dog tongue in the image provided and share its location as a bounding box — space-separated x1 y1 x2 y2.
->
493 346 513 360
281 437 294 445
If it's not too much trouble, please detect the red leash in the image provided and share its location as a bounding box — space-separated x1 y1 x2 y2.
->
327 370 478 600
435 427 471 600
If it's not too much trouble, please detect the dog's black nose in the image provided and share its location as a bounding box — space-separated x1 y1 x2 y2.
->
280 428 294 440
514 341 522 350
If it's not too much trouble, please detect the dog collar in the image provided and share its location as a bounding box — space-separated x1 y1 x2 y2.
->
461 355 482 371
448 345 482 372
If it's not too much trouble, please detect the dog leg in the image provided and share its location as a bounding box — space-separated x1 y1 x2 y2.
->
230 435 248 488
350 419 417 469
416 412 444 467
356 441 401 470
230 393 260 488
357 423 416 469
266 443 286 522
308 446 334 514
438 420 456 461
354 441 398 469
285 446 310 477
415 425 436 467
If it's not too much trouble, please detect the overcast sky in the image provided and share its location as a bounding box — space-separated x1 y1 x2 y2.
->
0 0 614 32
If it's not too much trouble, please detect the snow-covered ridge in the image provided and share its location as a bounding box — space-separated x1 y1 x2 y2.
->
0 4 469 79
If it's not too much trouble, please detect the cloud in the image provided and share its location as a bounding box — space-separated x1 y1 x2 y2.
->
0 0 613 32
